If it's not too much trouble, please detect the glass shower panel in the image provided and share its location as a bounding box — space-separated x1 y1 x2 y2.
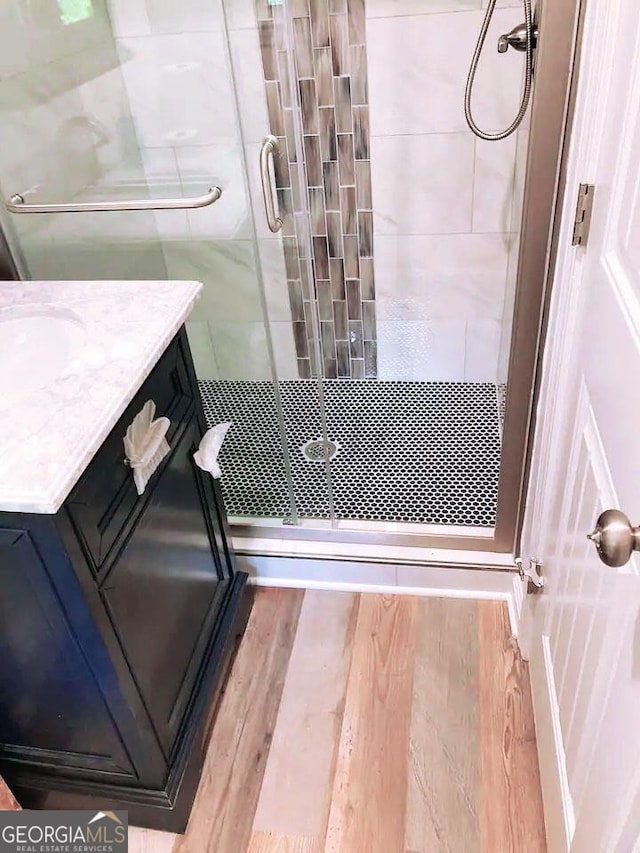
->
0 0 299 523
218 0 534 532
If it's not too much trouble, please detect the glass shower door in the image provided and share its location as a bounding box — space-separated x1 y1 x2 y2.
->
218 0 534 536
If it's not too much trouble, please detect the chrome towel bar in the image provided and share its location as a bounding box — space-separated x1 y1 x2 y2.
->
5 185 222 214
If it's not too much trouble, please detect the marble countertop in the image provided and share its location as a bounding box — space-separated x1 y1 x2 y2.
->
0 280 202 513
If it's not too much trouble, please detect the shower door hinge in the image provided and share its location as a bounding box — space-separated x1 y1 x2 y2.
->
571 183 595 247
515 557 545 592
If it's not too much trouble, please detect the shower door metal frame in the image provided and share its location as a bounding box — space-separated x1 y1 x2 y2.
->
232 0 586 556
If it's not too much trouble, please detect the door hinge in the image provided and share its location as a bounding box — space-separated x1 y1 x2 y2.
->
571 183 595 247
515 557 544 591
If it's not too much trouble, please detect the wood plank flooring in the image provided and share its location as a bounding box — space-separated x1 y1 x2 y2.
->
131 589 546 853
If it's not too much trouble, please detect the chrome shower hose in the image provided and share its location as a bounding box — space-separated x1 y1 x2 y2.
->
464 0 534 141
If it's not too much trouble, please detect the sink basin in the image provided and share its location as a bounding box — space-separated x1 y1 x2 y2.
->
0 305 86 411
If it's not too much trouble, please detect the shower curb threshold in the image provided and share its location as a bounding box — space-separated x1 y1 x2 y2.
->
234 542 523 637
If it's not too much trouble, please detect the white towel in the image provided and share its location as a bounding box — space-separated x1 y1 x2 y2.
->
123 400 171 495
193 422 232 479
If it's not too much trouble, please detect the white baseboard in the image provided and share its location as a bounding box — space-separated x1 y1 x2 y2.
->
237 553 520 635
529 634 575 853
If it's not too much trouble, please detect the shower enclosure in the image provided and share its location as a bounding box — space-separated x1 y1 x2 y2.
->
0 0 579 552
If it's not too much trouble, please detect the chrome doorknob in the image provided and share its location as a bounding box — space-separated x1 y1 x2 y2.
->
587 509 640 568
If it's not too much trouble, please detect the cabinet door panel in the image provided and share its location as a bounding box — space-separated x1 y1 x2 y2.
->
66 335 194 576
101 418 229 755
0 529 135 780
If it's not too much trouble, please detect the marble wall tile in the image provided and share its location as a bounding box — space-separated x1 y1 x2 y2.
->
139 146 190 240
186 320 219 380
377 319 466 381
116 33 237 147
498 231 520 383
481 0 522 7
164 240 264 323
472 135 517 233
270 321 300 379
465 319 501 382
374 234 508 320
367 8 522 135
175 143 253 239
208 321 273 380
107 0 152 37
146 0 224 33
370 132 474 234
225 0 260 29
260 238 292 322
366 0 481 19
229 29 271 144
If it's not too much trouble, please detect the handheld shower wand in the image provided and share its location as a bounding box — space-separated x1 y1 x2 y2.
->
464 0 538 141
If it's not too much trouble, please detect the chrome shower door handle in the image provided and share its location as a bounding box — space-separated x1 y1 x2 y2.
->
260 135 283 234
5 186 223 214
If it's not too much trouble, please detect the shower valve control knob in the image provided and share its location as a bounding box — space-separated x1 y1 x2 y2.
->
498 22 538 54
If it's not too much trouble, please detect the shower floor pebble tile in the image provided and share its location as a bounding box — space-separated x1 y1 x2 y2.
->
199 380 503 527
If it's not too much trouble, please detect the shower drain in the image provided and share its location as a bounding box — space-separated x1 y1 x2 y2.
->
301 437 339 463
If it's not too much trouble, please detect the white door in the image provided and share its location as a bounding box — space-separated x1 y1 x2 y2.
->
519 0 640 851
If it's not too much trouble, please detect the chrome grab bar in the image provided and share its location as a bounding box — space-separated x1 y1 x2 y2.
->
260 135 283 233
5 185 222 214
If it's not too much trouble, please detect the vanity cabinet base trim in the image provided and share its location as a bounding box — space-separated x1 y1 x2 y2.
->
9 572 251 833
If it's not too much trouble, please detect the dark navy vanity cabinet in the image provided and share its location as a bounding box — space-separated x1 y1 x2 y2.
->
0 328 250 831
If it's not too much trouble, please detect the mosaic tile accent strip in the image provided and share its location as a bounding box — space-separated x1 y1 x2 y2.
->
200 380 503 526
257 0 376 380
